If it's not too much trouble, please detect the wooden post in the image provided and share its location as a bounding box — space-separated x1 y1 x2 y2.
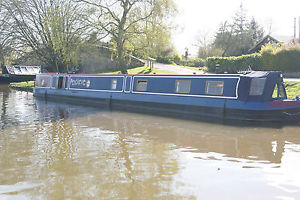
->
148 57 156 72
294 17 297 38
299 16 300 38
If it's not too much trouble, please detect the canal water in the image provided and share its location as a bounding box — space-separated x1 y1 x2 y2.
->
1 87 300 200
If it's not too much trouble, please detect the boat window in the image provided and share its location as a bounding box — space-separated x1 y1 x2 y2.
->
20 67 29 74
36 76 51 87
14 66 21 74
175 80 191 93
136 80 148 91
27 67 34 74
249 78 266 96
272 82 286 99
65 77 69 89
111 79 117 90
56 76 65 89
205 81 224 95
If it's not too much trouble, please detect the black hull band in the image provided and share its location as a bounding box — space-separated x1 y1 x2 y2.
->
34 94 300 123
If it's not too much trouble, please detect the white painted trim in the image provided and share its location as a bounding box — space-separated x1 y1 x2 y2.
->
124 76 132 93
131 76 240 99
235 78 241 99
133 75 240 79
122 77 126 91
132 91 238 99
35 86 51 89
69 88 124 93
130 77 134 92
69 75 125 78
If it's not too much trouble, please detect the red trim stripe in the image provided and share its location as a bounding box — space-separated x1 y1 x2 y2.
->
270 101 300 108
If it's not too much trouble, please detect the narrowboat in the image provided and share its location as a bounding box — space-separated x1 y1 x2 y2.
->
0 65 41 83
33 71 300 122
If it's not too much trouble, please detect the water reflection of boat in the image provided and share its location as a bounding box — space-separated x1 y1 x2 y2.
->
34 71 300 122
35 99 300 165
0 65 40 83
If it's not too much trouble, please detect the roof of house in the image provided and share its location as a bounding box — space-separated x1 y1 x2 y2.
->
249 35 281 53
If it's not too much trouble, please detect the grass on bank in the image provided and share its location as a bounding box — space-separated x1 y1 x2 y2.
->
181 65 208 72
171 63 208 72
285 81 300 99
94 66 174 75
10 81 35 89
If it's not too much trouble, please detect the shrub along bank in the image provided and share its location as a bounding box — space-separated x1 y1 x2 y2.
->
260 45 300 72
206 53 262 73
154 45 300 74
205 45 300 73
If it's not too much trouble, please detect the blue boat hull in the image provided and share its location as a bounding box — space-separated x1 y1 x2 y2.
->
33 72 300 123
34 89 300 123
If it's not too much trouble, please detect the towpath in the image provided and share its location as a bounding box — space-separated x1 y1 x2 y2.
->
154 62 205 75
284 78 300 82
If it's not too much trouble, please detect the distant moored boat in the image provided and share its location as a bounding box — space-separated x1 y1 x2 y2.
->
0 65 41 83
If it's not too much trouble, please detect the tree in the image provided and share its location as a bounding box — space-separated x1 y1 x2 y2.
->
213 21 235 56
2 0 87 72
194 31 223 58
130 0 177 59
0 1 15 67
248 17 264 44
79 0 171 74
213 4 264 57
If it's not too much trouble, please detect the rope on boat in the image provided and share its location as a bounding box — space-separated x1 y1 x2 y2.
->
282 111 300 116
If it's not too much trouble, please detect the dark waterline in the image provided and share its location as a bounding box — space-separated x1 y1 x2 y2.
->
1 87 300 199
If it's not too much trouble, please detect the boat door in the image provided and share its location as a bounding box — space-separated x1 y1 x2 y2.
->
55 75 69 90
35 74 52 97
124 76 132 93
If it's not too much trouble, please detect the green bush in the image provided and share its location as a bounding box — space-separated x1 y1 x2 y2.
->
172 53 182 63
206 53 262 73
174 58 206 68
261 45 300 72
156 45 300 73
155 56 174 64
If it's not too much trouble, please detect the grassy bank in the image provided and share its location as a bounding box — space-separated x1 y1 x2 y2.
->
9 81 35 91
176 65 207 72
94 66 174 74
285 81 300 99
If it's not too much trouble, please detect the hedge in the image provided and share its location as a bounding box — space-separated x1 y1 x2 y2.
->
205 45 300 73
175 58 206 68
206 53 262 73
155 56 174 64
261 45 300 72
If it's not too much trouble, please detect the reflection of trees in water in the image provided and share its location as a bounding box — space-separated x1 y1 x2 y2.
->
109 119 184 199
34 98 300 166
134 120 288 164
2 96 299 199
0 123 42 187
0 87 12 129
94 113 293 165
31 113 189 199
0 88 36 130
0 88 37 187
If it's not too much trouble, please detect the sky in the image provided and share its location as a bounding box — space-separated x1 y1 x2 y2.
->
174 0 300 56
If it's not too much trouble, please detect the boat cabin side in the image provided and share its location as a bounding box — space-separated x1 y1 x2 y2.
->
238 71 287 102
35 74 240 99
34 72 287 102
